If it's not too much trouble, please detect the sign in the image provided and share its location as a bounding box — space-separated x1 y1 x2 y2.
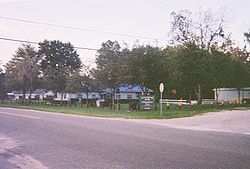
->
159 83 164 116
159 83 164 93
139 96 155 110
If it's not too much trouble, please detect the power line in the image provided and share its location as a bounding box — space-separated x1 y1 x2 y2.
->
0 37 100 51
0 37 38 45
0 37 163 55
0 37 140 54
0 16 164 41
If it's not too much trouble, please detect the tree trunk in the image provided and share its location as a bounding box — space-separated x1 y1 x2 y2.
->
112 92 115 109
237 89 241 104
29 92 32 104
189 92 192 108
242 90 244 103
195 85 202 105
22 90 27 105
215 87 219 103
109 93 113 110
60 92 64 107
86 92 89 108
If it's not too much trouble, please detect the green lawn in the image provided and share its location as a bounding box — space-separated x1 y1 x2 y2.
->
0 101 245 119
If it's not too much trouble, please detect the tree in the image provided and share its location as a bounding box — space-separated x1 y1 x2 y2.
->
5 44 39 103
228 59 249 103
0 68 6 103
93 40 123 87
170 9 232 51
67 72 95 108
244 32 250 44
209 50 232 101
92 40 123 109
171 44 212 104
122 45 167 95
38 40 81 101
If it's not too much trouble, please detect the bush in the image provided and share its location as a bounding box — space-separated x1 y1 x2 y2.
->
129 101 138 110
242 98 250 104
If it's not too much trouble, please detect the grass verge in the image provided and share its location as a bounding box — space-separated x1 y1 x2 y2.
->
0 102 246 119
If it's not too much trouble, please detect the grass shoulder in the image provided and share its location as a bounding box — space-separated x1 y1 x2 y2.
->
0 101 248 119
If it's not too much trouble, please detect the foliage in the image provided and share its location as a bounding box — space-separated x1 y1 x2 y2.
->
38 40 81 93
171 44 213 103
170 9 232 51
128 101 138 110
92 40 123 89
122 45 167 94
4 44 40 101
67 73 94 93
244 32 250 44
92 40 124 109
66 71 95 107
0 72 6 102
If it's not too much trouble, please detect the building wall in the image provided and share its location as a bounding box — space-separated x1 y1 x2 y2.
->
55 92 101 101
115 93 140 100
80 92 101 100
214 88 250 103
54 93 78 101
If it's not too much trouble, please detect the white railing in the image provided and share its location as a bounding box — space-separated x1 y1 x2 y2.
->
160 99 197 105
202 99 216 105
160 99 218 105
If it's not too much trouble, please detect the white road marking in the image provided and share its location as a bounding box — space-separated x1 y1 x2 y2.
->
0 112 41 119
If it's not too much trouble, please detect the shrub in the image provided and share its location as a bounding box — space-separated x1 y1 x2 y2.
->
129 101 138 110
242 98 250 104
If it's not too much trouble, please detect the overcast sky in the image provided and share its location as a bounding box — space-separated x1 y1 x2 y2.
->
0 0 249 68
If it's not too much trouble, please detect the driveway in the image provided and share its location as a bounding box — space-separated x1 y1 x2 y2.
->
135 109 250 135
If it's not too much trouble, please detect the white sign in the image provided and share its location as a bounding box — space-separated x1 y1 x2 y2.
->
159 83 164 93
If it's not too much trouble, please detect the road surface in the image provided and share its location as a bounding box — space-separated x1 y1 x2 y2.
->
0 107 249 169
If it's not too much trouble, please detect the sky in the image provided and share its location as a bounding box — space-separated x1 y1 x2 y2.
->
0 0 249 69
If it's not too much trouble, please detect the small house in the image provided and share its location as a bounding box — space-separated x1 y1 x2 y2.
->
101 84 154 103
213 88 250 103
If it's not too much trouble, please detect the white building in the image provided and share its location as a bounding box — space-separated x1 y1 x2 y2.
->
213 88 250 103
54 93 78 101
80 92 101 100
7 89 53 100
113 85 154 101
54 92 101 101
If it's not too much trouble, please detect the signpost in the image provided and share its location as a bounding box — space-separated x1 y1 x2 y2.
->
159 83 164 116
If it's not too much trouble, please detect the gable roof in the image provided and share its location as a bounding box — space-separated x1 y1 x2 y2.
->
101 84 153 93
118 84 153 93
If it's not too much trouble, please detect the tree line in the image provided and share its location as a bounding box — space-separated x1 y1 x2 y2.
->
0 9 249 105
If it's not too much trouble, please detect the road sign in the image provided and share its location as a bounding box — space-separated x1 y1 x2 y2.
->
159 83 164 93
159 83 164 117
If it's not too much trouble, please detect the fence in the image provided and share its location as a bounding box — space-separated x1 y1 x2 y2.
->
160 99 197 105
160 99 217 105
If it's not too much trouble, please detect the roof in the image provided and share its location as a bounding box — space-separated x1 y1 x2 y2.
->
101 84 153 93
12 89 47 95
118 84 153 93
33 89 46 94
213 88 250 91
12 91 23 94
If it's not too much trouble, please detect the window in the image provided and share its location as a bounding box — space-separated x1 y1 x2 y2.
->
127 94 132 99
92 94 97 98
64 94 67 99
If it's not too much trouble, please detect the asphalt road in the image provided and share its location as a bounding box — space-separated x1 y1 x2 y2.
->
0 107 249 169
